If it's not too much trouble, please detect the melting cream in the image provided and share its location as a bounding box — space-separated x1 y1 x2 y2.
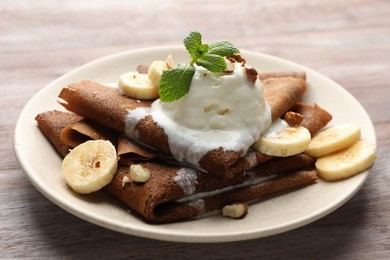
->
188 199 206 214
174 169 275 203
243 149 258 168
261 118 289 138
174 167 199 196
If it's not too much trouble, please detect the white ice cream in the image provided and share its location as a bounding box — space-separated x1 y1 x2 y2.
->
155 64 268 131
125 62 271 167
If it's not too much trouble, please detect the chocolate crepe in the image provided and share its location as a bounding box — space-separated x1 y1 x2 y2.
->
60 118 118 148
35 110 82 157
36 110 318 223
58 77 309 178
292 102 332 135
107 160 317 223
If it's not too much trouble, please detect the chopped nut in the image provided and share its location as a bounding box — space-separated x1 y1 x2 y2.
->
165 54 175 69
222 203 249 219
121 175 131 188
130 164 151 183
227 54 246 65
245 67 258 84
284 111 304 127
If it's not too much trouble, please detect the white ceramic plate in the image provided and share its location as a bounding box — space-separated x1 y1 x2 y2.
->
14 46 376 243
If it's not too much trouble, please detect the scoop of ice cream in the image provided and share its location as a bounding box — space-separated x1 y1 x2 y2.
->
155 63 270 132
147 62 271 166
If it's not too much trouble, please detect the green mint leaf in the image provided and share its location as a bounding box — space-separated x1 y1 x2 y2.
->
196 54 227 72
158 64 195 102
208 41 239 57
197 43 209 57
183 31 203 60
159 32 241 103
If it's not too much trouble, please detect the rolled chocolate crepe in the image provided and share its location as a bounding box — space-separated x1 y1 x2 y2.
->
262 77 306 122
292 102 332 135
58 77 308 178
117 135 157 165
35 110 82 157
36 110 317 223
60 118 118 148
108 160 317 223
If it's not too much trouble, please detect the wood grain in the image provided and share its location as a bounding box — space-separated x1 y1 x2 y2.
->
1 0 389 258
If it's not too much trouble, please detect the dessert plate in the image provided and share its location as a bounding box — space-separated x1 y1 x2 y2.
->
14 46 376 243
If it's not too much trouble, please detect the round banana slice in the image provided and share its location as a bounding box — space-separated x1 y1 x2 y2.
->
253 120 311 157
62 140 118 194
119 71 158 100
305 124 361 158
316 140 376 181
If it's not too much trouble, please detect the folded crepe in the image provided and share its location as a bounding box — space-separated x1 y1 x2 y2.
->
117 135 157 165
57 76 322 178
35 110 83 157
292 102 332 135
36 110 318 223
108 160 317 223
60 118 118 148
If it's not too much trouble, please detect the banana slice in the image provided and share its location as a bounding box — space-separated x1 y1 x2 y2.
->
305 124 361 158
118 71 158 100
253 119 311 157
147 61 167 89
316 140 376 181
62 140 118 194
165 54 175 68
148 55 175 88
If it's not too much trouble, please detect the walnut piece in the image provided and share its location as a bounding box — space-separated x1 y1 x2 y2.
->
121 175 131 188
284 111 303 127
222 203 249 219
130 164 151 183
227 54 247 65
245 68 258 84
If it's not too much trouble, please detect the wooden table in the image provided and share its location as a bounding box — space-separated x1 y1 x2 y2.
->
2 0 389 258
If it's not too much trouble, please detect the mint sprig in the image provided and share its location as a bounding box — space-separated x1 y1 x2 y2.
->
158 64 195 102
159 31 239 102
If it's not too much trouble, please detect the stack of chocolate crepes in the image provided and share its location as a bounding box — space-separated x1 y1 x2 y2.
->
36 71 332 223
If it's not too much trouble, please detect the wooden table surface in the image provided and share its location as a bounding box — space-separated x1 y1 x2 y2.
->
2 0 389 258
